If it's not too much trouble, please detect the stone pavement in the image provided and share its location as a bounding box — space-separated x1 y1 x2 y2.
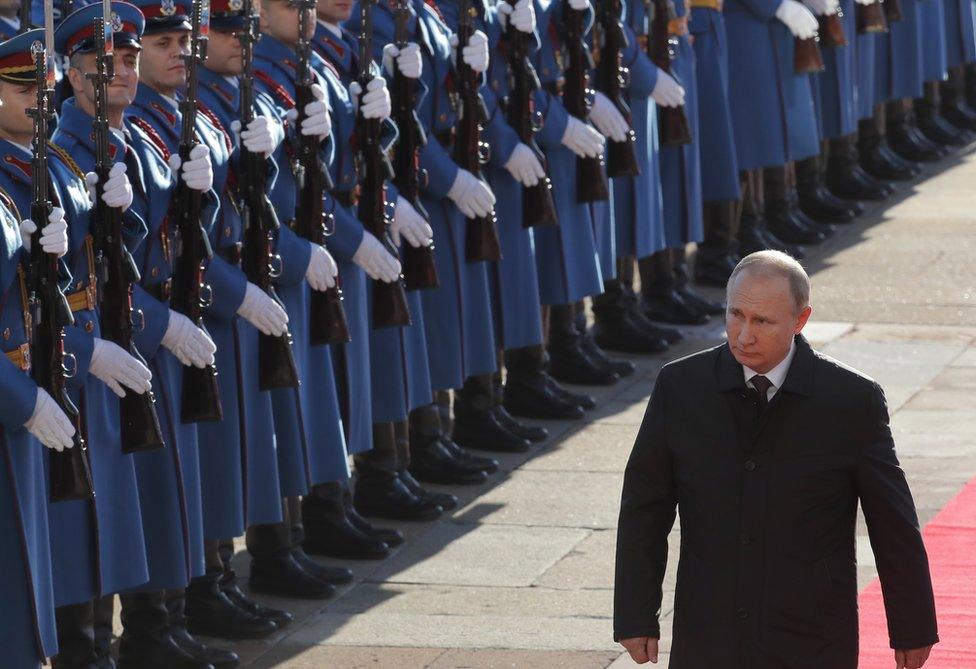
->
217 147 976 668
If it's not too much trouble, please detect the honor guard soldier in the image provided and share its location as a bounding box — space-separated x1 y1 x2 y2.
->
0 24 159 669
939 0 976 131
0 38 78 662
431 0 550 458
54 3 223 666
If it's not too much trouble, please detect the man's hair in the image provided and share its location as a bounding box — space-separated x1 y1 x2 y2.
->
726 251 811 314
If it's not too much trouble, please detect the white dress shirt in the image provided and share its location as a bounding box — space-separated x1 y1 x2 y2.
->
742 339 797 402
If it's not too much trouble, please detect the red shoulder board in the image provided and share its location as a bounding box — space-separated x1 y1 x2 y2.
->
129 116 173 162
150 101 178 127
3 154 31 178
423 0 447 23
196 102 233 153
254 69 296 110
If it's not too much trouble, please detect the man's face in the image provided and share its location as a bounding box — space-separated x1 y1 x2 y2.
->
139 30 190 93
206 29 243 75
317 0 353 23
260 0 314 45
725 271 812 374
69 47 141 110
0 80 38 139
0 0 21 14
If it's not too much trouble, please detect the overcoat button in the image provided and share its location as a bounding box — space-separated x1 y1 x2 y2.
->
84 321 94 333
744 460 756 472
737 608 749 620
2 327 9 340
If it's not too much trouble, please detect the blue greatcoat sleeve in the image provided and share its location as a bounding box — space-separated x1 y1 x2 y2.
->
482 84 521 169
0 355 37 428
419 134 460 200
131 285 171 359
324 196 365 261
274 225 312 287
623 24 659 96
736 0 784 23
534 89 570 148
63 325 95 390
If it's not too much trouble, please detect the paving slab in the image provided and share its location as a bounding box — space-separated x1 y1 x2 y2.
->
427 648 619 669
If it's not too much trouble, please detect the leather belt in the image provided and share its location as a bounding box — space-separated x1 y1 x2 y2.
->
669 16 690 36
4 342 30 372
690 0 721 9
146 277 173 302
219 243 242 266
65 283 98 313
334 189 357 208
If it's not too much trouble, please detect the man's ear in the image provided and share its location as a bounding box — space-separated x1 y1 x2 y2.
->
794 305 813 334
258 3 270 31
66 64 86 95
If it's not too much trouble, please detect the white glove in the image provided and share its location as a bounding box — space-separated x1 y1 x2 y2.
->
161 310 216 368
89 338 153 398
237 282 289 336
382 42 422 79
775 0 819 38
20 207 68 257
167 144 214 192
349 77 392 120
287 82 331 140
392 196 434 248
804 0 839 14
854 0 873 6
561 116 606 158
462 30 489 74
651 70 685 108
306 243 338 291
589 90 629 143
84 162 133 211
568 0 590 9
25 388 75 452
504 142 546 187
447 169 496 219
352 233 401 283
231 116 284 157
497 0 536 33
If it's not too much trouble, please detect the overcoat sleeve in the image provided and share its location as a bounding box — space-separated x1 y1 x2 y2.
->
856 382 940 651
614 367 678 641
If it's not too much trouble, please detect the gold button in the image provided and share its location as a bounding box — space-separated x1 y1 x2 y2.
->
84 321 94 333
492 79 500 90
541 67 549 76
343 175 351 183
2 328 9 340
439 113 447 122
224 226 232 238
151 267 159 277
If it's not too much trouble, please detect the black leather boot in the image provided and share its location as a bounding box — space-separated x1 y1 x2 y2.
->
503 345 586 419
246 505 338 599
858 112 921 181
354 457 443 522
573 300 637 376
672 248 725 315
218 569 293 627
764 165 827 244
185 571 277 639
93 596 115 669
736 170 806 260
399 469 458 512
618 273 683 343
53 600 98 669
592 279 669 354
547 304 620 385
887 99 948 161
340 481 404 547
546 375 596 410
301 486 392 560
941 66 976 131
639 250 710 325
288 503 355 586
826 136 894 201
118 591 213 669
795 154 858 222
167 589 241 668
916 80 972 145
452 377 532 454
694 200 742 285
490 373 548 443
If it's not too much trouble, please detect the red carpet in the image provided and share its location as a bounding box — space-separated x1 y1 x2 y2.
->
858 476 976 668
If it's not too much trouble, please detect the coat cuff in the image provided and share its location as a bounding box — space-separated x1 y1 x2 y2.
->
324 197 366 261
132 284 171 360
274 224 312 287
0 356 37 429
204 255 248 321
63 325 95 389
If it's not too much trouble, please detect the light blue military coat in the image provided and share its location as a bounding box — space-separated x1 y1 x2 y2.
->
253 33 354 486
874 0 924 103
725 0 820 168
919 0 948 82
0 137 151 605
943 0 976 67
313 21 435 419
351 0 498 390
810 0 857 139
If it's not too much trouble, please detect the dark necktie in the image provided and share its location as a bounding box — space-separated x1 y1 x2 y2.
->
750 375 773 413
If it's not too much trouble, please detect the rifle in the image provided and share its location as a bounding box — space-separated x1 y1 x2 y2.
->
237 0 300 390
856 0 888 34
453 0 501 262
88 4 165 452
794 35 824 74
817 11 848 49
501 0 557 229
170 0 223 423
390 0 438 289
27 20 93 501
647 0 691 146
594 0 640 178
357 0 410 327
18 0 30 32
884 0 903 23
564 2 609 202
293 0 350 346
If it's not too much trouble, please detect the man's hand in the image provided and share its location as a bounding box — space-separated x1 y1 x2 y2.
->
619 637 659 664
895 646 933 669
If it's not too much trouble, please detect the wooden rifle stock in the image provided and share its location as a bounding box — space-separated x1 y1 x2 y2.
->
564 5 609 203
817 11 848 48
27 42 94 501
647 0 692 147
856 0 888 33
794 36 824 73
884 0 903 23
237 0 299 390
